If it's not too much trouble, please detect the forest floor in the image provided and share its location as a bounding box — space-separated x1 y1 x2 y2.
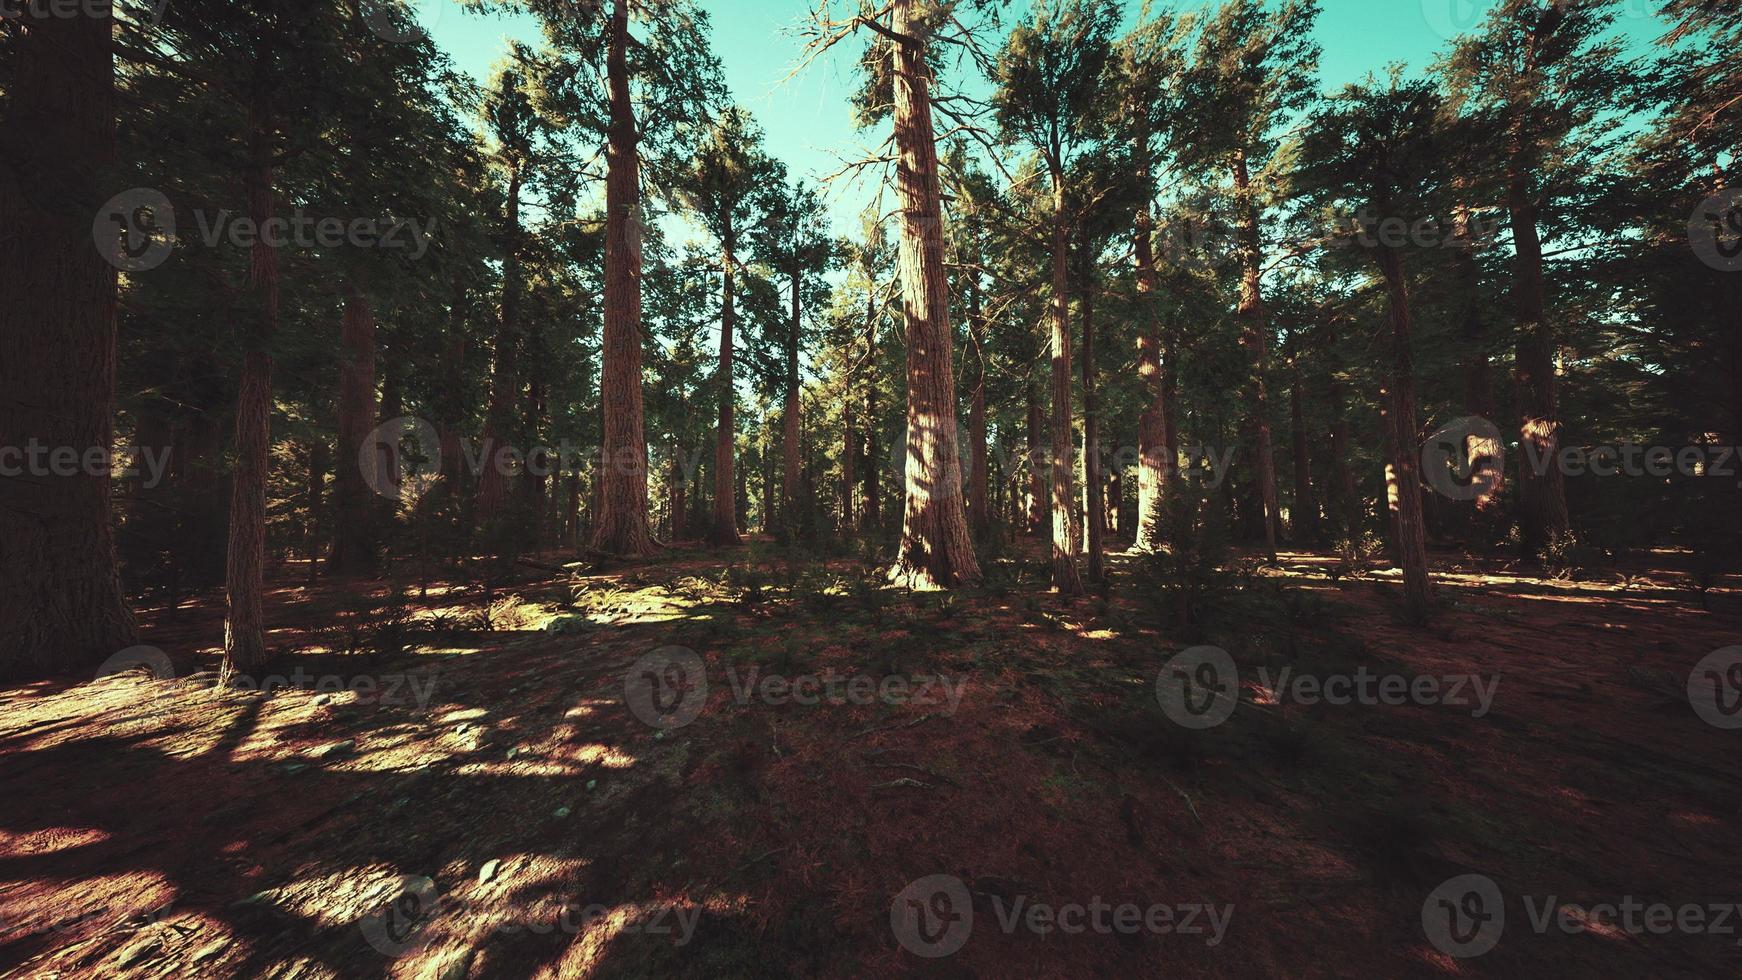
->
1 539 1739 979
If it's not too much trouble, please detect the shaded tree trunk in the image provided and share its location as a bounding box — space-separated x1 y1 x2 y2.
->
331 283 380 575
477 165 523 529
592 0 657 557
0 0 137 679
1232 150 1280 558
710 222 742 545
783 266 802 535
223 52 282 677
1289 359 1318 545
1026 388 1046 536
1507 173 1570 558
967 278 989 538
1081 269 1104 583
886 0 980 588
1374 246 1434 619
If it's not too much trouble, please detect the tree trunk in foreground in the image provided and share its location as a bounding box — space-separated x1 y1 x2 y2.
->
710 222 742 545
783 267 802 535
0 1 137 680
477 165 523 529
224 72 279 677
1026 387 1046 536
592 0 657 557
1134 205 1169 551
1081 271 1104 583
886 0 980 588
1374 246 1434 619
331 282 380 575
1232 150 1280 558
1507 174 1570 558
967 278 990 538
1047 179 1083 595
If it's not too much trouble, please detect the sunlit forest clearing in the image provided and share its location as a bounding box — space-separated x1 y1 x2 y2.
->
2 0 1740 977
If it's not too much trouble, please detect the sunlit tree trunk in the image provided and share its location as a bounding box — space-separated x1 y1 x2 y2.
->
1289 359 1318 545
1134 205 1168 550
1047 179 1083 594
886 0 979 588
0 0 137 680
592 0 657 557
1026 387 1046 536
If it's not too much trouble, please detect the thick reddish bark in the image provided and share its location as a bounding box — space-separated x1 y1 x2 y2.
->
1232 150 1280 557
224 77 279 676
591 0 657 557
0 1 137 680
331 283 380 575
710 223 741 545
886 0 980 588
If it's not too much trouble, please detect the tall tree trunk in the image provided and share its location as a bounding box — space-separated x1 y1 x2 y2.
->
1232 150 1280 557
843 384 857 531
783 266 801 535
223 68 280 676
886 0 980 588
1081 269 1104 583
305 439 328 583
967 278 990 538
1134 205 1169 551
1326 352 1361 541
331 282 379 575
1289 359 1318 545
592 0 657 557
1452 203 1503 534
669 441 687 541
477 164 523 528
1507 173 1570 558
519 320 548 546
710 223 741 544
1047 178 1083 594
1374 246 1434 619
1026 387 1046 536
0 0 137 679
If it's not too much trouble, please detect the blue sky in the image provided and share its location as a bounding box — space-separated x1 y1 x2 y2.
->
421 0 1671 240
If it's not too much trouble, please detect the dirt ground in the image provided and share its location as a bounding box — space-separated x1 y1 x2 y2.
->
1 541 1738 978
